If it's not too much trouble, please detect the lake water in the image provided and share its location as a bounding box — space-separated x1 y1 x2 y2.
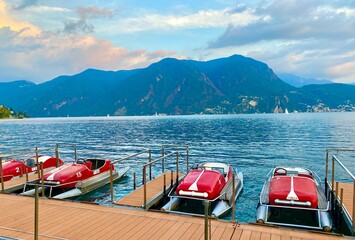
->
1 112 354 223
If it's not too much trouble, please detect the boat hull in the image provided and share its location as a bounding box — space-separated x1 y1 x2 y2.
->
162 171 243 218
22 166 129 199
256 166 332 231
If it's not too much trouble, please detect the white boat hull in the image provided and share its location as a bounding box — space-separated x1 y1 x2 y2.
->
162 171 243 218
21 166 129 199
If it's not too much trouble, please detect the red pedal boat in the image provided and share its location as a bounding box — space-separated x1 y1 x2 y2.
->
256 167 332 231
1 156 63 182
22 158 129 199
162 162 243 218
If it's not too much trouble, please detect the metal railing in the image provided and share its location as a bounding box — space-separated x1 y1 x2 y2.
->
109 149 151 203
55 143 77 164
326 148 355 234
142 151 180 209
0 146 58 192
162 144 189 173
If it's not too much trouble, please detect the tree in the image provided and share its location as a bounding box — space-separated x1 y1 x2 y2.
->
0 105 11 118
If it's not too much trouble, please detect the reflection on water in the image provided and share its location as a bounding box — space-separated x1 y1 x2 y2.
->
1 112 354 223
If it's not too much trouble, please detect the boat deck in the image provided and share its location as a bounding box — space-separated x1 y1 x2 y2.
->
0 193 349 240
115 171 184 208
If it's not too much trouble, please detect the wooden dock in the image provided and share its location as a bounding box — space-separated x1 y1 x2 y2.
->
0 193 350 240
2 173 40 193
115 172 184 208
335 183 354 221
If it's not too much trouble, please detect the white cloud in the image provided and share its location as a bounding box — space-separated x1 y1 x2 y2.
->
0 27 181 82
111 7 268 33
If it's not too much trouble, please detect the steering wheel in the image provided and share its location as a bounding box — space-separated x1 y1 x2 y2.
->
274 167 287 176
77 158 86 165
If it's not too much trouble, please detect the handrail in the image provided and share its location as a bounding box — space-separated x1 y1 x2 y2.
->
326 149 355 235
142 151 180 209
0 146 56 192
109 149 152 203
332 155 355 181
325 148 355 180
0 147 53 159
56 143 77 164
162 145 189 173
110 149 150 164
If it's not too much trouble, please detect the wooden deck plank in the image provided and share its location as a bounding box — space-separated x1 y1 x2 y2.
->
231 228 243 240
0 193 352 240
136 219 171 240
270 234 281 240
335 183 353 220
159 221 185 240
115 172 183 207
239 230 252 240
169 222 193 240
250 231 262 240
261 232 271 240
127 217 163 240
178 223 199 240
210 225 226 239
148 220 176 239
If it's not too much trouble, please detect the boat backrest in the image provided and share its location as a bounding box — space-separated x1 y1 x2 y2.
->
26 158 36 167
85 161 92 170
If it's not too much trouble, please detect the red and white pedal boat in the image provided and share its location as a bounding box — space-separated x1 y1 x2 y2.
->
1 156 63 182
22 158 129 199
256 167 332 231
162 162 243 218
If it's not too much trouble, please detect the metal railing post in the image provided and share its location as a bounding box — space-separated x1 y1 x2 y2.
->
110 164 114 203
55 145 59 167
335 182 339 201
25 168 29 182
74 144 77 162
331 156 335 192
133 172 136 190
162 146 165 173
0 157 4 192
143 166 147 209
171 170 173 188
232 173 236 222
40 163 44 197
163 173 166 202
176 152 179 184
204 201 210 240
149 149 152 180
325 150 329 179
36 147 40 179
353 180 355 234
186 146 189 173
340 187 344 207
34 185 39 240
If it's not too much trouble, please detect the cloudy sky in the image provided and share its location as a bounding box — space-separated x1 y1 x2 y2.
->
1 0 354 83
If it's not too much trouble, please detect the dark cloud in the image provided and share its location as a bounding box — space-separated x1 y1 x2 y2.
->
14 0 40 10
208 0 355 48
63 19 94 34
62 6 114 34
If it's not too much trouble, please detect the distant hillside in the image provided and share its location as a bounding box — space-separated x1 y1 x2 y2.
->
278 73 332 87
0 55 354 117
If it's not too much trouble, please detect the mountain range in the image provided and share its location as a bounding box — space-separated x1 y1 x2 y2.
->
277 73 333 87
0 54 354 117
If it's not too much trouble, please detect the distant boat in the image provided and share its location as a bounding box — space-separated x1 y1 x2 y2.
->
285 108 289 114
